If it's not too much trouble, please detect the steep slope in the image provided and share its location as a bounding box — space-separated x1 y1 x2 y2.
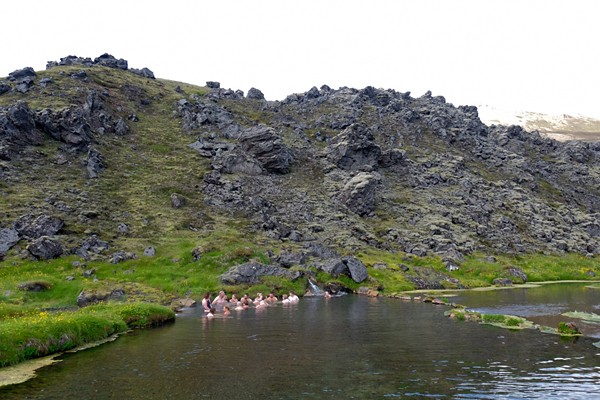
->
1 55 599 268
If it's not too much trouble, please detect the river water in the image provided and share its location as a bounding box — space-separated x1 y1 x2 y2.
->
1 283 599 399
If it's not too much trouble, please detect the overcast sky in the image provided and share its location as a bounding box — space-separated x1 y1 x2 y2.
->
2 0 599 117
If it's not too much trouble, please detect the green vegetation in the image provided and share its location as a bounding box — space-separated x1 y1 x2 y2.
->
0 302 174 367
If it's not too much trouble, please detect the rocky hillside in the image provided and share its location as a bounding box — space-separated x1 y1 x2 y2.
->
1 54 599 267
479 106 600 142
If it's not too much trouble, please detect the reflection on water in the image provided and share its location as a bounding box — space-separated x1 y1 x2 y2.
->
1 284 599 399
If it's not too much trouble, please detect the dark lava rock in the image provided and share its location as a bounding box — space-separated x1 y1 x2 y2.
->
342 256 368 283
110 250 137 264
0 227 20 255
274 250 306 268
239 125 292 173
17 280 52 291
73 235 109 259
8 67 36 82
492 278 513 286
27 236 64 260
220 262 301 285
86 148 105 178
130 67 155 79
206 81 220 89
327 123 382 171
247 87 265 100
94 53 128 70
338 172 380 216
14 214 64 239
77 288 125 307
317 256 368 283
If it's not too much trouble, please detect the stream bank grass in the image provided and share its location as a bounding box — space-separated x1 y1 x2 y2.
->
0 303 174 367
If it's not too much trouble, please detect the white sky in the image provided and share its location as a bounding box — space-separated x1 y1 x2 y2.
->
2 0 599 117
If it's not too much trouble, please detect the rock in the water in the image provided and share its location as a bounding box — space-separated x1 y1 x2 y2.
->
220 262 301 285
27 236 63 260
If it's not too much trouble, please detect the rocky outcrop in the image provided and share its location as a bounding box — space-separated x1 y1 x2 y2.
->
327 123 381 171
238 125 292 173
220 262 301 285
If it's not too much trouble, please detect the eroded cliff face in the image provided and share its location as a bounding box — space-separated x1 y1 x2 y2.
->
1 55 599 263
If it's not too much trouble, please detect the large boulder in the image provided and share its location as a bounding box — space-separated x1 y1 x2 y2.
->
7 67 36 83
220 262 301 285
247 87 265 100
343 256 369 283
0 228 20 255
239 125 292 173
338 172 381 216
327 123 382 171
14 214 64 239
27 236 63 260
317 256 368 283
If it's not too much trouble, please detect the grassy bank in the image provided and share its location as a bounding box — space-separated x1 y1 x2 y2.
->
0 303 174 367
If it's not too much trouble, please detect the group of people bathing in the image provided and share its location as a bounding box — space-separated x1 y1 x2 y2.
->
202 290 300 317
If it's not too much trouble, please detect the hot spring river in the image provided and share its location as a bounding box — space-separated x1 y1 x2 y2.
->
1 282 599 399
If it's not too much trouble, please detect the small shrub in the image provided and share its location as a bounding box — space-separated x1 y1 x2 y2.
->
557 321 581 335
482 314 506 324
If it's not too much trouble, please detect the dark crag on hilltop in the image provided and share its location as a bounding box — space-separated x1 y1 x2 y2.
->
0 54 599 269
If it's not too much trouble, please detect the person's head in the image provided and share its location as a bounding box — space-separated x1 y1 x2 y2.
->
219 290 225 297
224 306 230 312
243 293 249 298
237 301 242 306
290 291 296 296
268 292 275 298
204 292 211 299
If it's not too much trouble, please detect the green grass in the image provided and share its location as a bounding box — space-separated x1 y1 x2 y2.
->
0 302 174 367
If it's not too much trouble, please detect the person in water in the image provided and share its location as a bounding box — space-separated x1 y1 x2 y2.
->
213 290 228 305
202 292 212 313
266 292 278 303
288 291 299 303
254 292 264 303
223 306 231 316
324 290 332 299
281 294 290 304
229 294 238 303
234 301 244 311
242 293 253 304
206 307 215 318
